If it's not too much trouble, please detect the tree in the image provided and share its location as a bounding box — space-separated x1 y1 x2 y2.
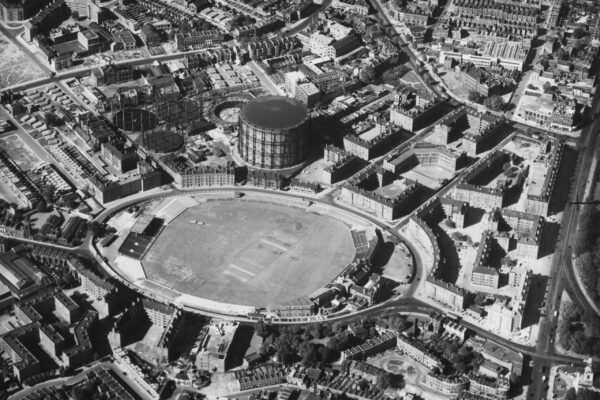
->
484 95 504 110
36 200 48 212
383 372 406 389
357 379 370 392
573 27 587 39
444 219 456 229
556 48 570 61
577 388 600 400
328 336 341 351
467 90 482 103
359 66 375 83
274 334 296 363
89 221 106 237
310 322 324 339
255 320 271 338
570 330 592 354
565 388 577 400
44 112 63 127
42 184 56 203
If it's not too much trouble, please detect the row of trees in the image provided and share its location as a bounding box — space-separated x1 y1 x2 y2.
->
573 205 600 306
565 388 600 400
254 317 410 370
557 301 600 357
467 91 505 110
255 321 353 366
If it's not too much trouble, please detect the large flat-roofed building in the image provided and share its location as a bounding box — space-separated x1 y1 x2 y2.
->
196 319 239 372
0 0 50 21
269 297 316 318
0 0 25 20
63 0 101 21
390 101 441 133
328 21 353 41
0 147 41 209
471 266 499 289
331 0 369 14
490 208 544 259
440 197 469 229
141 298 178 329
71 259 116 300
455 63 506 97
2 284 97 379
61 310 97 369
470 231 499 289
309 32 334 58
0 323 41 381
341 332 397 361
521 94 577 132
524 139 563 216
175 29 223 50
468 373 510 399
486 301 521 335
451 183 504 210
484 268 530 335
90 64 134 86
329 34 361 59
424 277 467 310
423 373 469 395
0 252 47 299
413 143 465 172
479 340 523 378
397 335 443 369
340 181 419 220
15 288 80 326
384 143 466 174
161 157 236 189
295 82 320 108
101 140 137 174
387 0 431 26
346 361 388 386
344 124 404 161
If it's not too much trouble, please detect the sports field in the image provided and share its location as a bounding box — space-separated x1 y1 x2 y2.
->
141 200 356 307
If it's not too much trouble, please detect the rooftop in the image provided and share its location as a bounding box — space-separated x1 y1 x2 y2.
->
241 96 308 130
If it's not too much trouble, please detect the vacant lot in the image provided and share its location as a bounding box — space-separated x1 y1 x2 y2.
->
142 200 355 307
0 134 43 171
0 33 45 89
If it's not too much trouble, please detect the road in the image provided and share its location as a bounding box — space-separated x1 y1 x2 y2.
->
526 81 600 400
0 23 53 81
0 45 224 92
0 2 593 394
283 0 333 35
32 184 572 366
0 0 333 94
369 0 443 98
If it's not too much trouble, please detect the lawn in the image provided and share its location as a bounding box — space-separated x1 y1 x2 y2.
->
141 200 356 307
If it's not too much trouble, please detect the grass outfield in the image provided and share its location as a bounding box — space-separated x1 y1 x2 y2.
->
141 200 355 307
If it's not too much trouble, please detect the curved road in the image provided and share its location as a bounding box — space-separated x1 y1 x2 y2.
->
16 185 583 368
526 82 600 400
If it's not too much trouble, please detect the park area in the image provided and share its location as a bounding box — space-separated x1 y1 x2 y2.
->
140 199 356 307
0 31 45 89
